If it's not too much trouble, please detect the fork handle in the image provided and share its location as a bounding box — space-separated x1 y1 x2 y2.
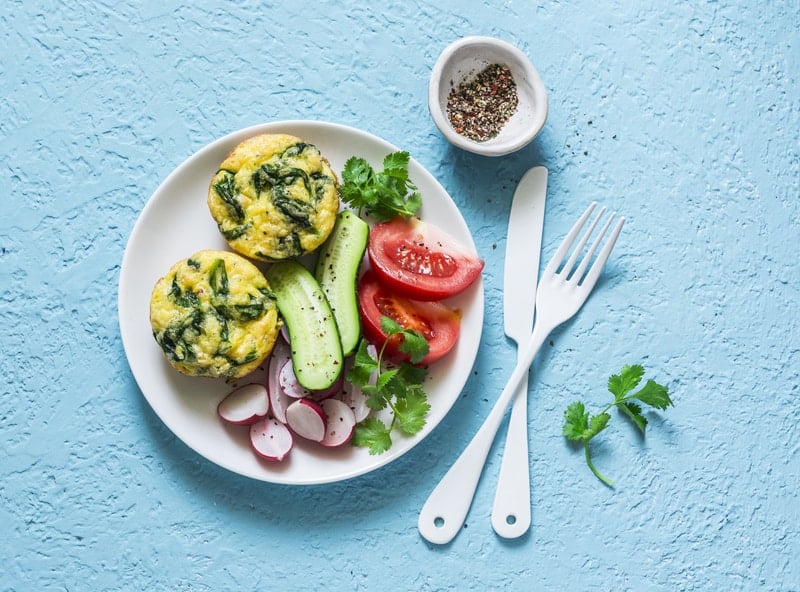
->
418 321 552 545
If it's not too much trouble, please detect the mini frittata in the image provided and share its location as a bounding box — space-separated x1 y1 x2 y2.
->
149 250 281 379
207 133 340 261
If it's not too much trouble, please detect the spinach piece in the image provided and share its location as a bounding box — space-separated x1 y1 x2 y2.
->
169 275 199 308
221 223 251 240
280 142 313 159
217 293 270 322
208 258 229 297
311 172 333 202
157 309 204 363
213 171 244 221
276 233 302 258
273 195 313 228
253 163 313 199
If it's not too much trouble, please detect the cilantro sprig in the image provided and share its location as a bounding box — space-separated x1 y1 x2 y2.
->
563 364 672 486
347 317 430 454
340 151 422 221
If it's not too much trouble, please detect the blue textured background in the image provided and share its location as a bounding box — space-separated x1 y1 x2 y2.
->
2 1 798 590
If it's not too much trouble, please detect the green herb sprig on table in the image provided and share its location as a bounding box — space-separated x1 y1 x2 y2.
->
347 317 431 454
340 151 422 221
563 364 672 486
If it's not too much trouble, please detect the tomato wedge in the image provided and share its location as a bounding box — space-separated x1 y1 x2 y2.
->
367 217 484 301
357 270 460 365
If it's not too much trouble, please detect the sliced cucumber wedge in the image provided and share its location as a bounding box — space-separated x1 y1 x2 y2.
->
266 260 343 390
315 210 369 356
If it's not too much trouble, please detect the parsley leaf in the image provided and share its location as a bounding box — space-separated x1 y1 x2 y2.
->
563 401 590 441
633 379 672 410
608 364 644 400
563 364 672 485
347 316 430 454
340 152 422 221
352 417 393 455
380 315 430 365
394 390 431 435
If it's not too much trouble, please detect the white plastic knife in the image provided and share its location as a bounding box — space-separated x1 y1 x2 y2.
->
491 166 547 538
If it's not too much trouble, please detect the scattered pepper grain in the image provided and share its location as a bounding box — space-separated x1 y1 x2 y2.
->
446 64 518 142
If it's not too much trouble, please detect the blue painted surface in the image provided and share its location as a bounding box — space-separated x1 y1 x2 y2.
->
2 1 798 590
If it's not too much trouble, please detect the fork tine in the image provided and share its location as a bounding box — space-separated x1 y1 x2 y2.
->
578 215 625 290
572 209 616 282
543 202 597 275
561 205 607 279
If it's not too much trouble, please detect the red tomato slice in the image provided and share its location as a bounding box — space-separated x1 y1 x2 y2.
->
367 217 484 301
357 270 461 365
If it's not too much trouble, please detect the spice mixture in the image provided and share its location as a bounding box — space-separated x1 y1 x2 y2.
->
446 63 518 142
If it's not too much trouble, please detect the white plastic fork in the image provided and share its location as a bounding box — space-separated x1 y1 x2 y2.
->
418 202 625 545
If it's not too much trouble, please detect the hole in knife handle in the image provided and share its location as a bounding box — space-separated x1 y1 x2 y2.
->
434 516 445 528
505 514 517 525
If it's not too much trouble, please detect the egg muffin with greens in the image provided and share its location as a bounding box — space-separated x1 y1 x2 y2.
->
207 134 340 261
150 250 280 379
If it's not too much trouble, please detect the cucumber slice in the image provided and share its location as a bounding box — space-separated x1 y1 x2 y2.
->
265 261 343 390
314 210 369 356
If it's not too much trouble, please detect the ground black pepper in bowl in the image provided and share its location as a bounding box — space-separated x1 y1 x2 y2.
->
445 64 519 142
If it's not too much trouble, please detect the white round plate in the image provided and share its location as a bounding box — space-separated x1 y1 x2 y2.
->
118 120 484 485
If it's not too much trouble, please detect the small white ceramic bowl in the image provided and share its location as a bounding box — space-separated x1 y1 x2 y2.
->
428 36 548 157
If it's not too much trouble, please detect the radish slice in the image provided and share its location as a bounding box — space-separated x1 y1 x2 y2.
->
279 358 343 401
319 399 357 447
285 399 327 442
306 373 345 401
269 387 292 425
250 418 293 461
338 381 370 422
338 346 377 422
279 359 311 398
217 383 269 425
267 337 293 423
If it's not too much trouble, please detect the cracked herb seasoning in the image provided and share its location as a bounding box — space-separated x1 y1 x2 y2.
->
446 63 519 142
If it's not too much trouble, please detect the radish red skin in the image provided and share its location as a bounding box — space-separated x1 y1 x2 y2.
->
279 358 344 401
250 418 293 462
217 383 269 425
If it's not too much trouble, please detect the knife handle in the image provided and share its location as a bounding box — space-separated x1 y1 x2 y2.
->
491 370 532 538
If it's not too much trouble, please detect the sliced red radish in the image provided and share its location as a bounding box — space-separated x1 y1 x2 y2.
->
267 337 293 423
279 358 343 401
217 383 269 425
250 418 293 461
269 387 292 424
285 398 327 442
319 399 357 447
279 359 311 398
338 379 371 422
306 373 345 401
337 346 377 422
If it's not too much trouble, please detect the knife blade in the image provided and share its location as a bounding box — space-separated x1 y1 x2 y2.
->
491 166 547 538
